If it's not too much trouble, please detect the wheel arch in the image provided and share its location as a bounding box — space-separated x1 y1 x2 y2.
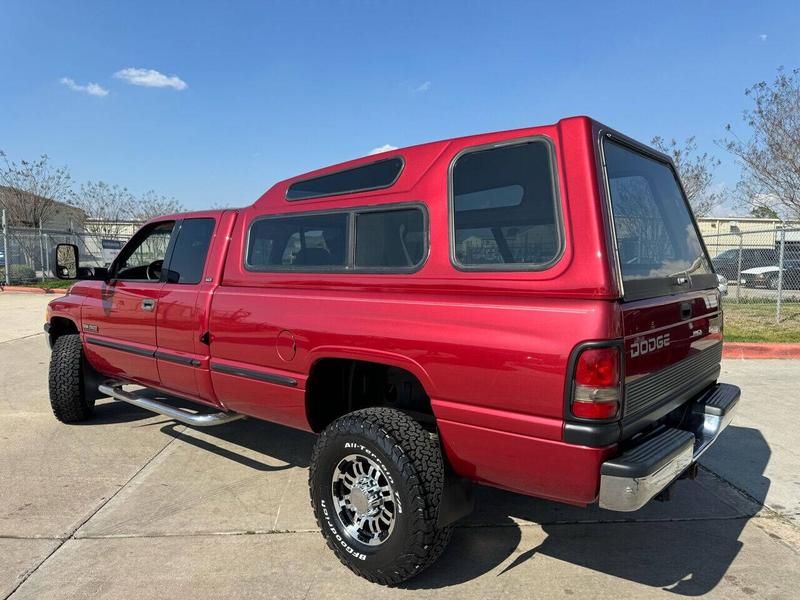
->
48 316 80 347
304 348 437 433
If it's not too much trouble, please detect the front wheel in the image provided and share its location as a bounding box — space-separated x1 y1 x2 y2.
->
48 334 95 423
309 408 452 585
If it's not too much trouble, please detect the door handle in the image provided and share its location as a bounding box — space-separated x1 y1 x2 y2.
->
141 299 156 311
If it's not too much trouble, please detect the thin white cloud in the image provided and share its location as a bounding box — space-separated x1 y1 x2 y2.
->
368 144 398 155
114 68 187 90
414 81 431 93
60 77 109 97
759 33 768 41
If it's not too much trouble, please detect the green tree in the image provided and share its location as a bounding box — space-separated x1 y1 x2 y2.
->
750 205 780 219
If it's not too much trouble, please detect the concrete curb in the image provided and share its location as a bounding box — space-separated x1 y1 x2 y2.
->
723 342 800 359
0 285 67 296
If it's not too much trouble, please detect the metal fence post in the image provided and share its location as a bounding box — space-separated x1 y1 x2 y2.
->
38 221 46 282
1 209 9 286
776 227 786 323
735 232 743 304
44 231 50 277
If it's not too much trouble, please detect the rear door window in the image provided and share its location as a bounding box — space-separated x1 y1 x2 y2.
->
165 218 215 284
451 140 561 270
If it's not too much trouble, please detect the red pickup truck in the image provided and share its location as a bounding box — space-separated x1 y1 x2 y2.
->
45 116 739 585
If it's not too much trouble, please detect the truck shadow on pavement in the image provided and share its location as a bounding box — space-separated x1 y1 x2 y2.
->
88 395 771 594
407 425 771 594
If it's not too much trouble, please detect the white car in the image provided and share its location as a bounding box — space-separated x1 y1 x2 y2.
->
740 261 800 290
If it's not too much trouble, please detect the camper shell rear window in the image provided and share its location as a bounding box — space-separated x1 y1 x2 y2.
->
286 157 404 201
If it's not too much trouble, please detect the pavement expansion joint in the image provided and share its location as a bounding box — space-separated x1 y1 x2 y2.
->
5 430 185 599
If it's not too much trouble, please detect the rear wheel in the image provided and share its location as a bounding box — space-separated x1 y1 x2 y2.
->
309 408 452 585
767 275 780 290
49 334 95 423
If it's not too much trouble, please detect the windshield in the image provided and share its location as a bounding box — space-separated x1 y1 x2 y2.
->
604 139 713 298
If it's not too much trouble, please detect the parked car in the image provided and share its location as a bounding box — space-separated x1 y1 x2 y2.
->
44 116 739 585
741 259 800 289
711 247 777 281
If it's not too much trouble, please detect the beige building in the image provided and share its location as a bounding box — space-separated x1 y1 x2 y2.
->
0 186 86 231
697 217 800 258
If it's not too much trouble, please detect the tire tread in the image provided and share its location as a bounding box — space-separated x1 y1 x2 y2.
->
309 407 452 585
48 334 93 423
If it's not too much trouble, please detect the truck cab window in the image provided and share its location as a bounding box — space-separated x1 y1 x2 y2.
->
164 218 216 284
113 221 175 281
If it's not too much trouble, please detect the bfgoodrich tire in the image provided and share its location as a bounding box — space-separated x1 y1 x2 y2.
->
48 334 95 423
309 408 452 585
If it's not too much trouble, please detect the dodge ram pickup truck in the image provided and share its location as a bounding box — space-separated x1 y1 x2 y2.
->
45 116 739 585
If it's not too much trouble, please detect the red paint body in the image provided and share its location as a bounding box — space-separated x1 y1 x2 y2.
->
46 117 723 507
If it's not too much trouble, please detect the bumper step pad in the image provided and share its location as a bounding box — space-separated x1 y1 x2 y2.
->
598 383 740 512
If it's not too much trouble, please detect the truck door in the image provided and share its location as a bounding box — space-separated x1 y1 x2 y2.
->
154 217 218 402
81 220 175 387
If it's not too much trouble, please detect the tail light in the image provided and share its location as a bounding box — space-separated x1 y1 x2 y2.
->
571 346 621 420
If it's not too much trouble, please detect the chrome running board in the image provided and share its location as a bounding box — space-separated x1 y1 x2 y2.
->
98 383 245 427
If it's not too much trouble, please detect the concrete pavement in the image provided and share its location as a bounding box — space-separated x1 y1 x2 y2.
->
1 291 798 598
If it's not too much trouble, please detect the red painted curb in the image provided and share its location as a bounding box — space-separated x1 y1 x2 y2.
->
723 342 800 359
0 286 66 296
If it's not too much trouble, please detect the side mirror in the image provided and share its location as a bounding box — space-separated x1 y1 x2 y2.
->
54 244 109 281
55 244 79 279
716 273 729 297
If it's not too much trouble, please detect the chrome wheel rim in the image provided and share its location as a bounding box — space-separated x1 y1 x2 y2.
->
331 453 397 546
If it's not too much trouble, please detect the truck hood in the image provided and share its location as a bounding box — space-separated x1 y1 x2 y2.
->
741 266 779 275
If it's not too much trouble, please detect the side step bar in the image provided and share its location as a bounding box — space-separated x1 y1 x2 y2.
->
98 384 245 427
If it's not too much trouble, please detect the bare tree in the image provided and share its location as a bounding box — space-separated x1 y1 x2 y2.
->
74 181 138 236
723 67 800 220
0 152 74 226
650 137 722 217
73 182 186 232
130 191 185 222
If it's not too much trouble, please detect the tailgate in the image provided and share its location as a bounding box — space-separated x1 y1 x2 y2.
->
620 290 723 437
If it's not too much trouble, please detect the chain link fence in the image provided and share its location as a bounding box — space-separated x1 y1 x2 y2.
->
1 218 128 286
704 227 800 323
3 213 798 327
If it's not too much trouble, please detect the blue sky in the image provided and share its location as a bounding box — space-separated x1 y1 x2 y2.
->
1 1 798 213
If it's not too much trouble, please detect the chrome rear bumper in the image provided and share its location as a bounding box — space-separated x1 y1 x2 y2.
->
598 383 740 512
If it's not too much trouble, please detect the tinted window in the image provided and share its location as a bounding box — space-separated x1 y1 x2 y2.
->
452 141 560 268
286 157 403 200
247 213 348 269
165 218 215 284
605 140 711 284
355 209 425 269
